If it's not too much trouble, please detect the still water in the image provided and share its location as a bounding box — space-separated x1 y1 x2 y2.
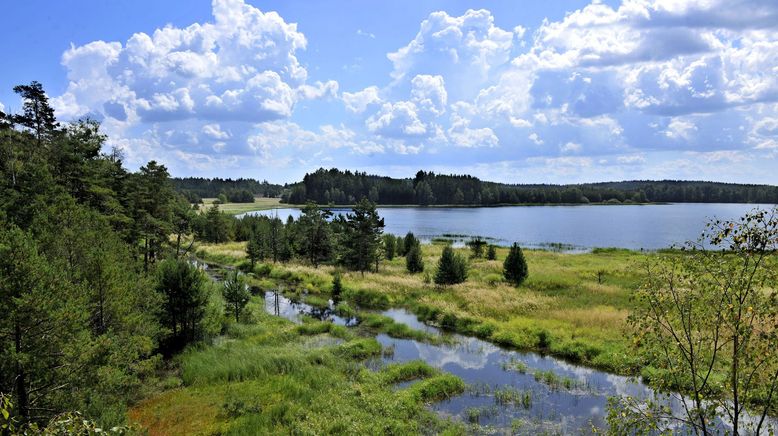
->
240 203 775 250
261 291 775 434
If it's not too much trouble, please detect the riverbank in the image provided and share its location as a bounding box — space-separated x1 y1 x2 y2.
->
195 241 648 376
129 303 466 434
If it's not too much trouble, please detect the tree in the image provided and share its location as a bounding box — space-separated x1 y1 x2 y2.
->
434 245 468 285
611 208 778 435
503 243 528 286
246 230 264 268
296 202 333 267
201 204 232 243
331 272 343 302
404 233 424 273
467 236 487 258
222 271 250 322
415 181 435 206
395 234 406 256
403 232 418 256
382 234 396 260
342 198 385 274
487 245 497 260
12 81 59 148
156 258 208 351
0 227 84 422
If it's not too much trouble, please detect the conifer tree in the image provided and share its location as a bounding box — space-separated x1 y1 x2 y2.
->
487 245 497 260
503 243 528 286
434 245 468 285
222 271 249 322
405 241 424 274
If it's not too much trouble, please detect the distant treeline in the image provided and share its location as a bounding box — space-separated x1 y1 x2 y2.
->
172 177 284 203
280 168 778 205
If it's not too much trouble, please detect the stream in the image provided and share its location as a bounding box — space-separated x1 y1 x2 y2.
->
197 259 775 434
263 290 675 434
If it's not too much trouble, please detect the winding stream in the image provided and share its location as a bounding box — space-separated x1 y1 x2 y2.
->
195 258 775 433
262 290 679 433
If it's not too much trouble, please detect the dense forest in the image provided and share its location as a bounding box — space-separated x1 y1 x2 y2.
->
171 177 283 203
281 168 778 205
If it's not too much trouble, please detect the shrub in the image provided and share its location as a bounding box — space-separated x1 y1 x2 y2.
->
434 246 468 285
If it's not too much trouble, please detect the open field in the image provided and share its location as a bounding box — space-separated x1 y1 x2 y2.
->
197 197 282 215
196 242 651 375
128 303 465 435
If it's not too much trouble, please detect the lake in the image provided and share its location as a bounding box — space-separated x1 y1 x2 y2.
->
238 203 776 250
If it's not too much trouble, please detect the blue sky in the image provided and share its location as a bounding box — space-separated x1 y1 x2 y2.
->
2 0 777 184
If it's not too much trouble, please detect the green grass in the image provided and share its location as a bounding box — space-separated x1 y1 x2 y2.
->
197 241 651 375
130 304 466 435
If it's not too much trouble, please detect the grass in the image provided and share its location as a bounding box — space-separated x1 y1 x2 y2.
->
197 197 282 215
129 302 466 435
196 241 651 375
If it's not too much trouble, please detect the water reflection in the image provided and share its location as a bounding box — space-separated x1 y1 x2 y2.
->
263 290 358 326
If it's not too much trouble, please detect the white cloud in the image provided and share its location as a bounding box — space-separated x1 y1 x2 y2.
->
342 86 382 113
560 141 582 154
410 75 448 116
665 117 698 140
202 123 230 140
528 133 544 145
356 29 376 39
387 9 514 91
366 101 428 137
616 154 646 164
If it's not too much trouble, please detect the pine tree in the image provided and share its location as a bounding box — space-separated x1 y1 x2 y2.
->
296 202 333 267
467 236 487 258
342 198 385 274
222 271 250 322
331 272 343 300
405 241 424 274
503 243 528 286
487 245 497 260
434 245 468 285
395 234 406 256
246 231 264 268
382 234 396 260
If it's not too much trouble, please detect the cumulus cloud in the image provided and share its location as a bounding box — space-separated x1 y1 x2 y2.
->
39 0 778 181
387 9 514 97
366 101 428 137
342 86 381 113
49 0 343 168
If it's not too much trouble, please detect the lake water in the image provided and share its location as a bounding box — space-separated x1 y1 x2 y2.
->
239 203 775 250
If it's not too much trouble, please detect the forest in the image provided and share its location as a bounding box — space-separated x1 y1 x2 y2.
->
171 177 283 203
280 168 778 205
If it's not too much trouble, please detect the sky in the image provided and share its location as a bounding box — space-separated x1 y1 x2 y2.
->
1 0 778 184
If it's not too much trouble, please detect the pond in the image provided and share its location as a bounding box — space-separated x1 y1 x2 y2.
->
239 203 775 250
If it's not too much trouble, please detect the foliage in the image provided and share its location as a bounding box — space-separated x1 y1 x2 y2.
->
405 234 424 274
503 243 529 286
295 202 333 267
487 244 497 260
340 198 385 273
434 245 468 285
281 167 778 205
467 236 487 258
382 233 396 260
156 258 209 351
223 271 250 322
615 208 778 435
